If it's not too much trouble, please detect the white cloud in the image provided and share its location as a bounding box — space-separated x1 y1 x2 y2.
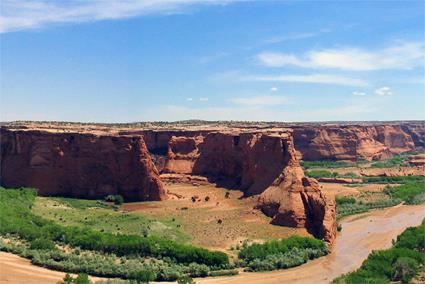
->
229 95 287 106
375 86 392 96
186 97 193 101
263 29 330 44
0 0 237 33
242 74 368 87
256 41 425 71
199 97 209 101
270 87 278 92
256 53 307 68
352 91 366 96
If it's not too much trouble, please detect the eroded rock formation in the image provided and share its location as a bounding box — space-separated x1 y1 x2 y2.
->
292 124 423 161
163 130 337 243
0 128 166 201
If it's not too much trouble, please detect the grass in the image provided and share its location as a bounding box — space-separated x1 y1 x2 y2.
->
33 197 190 243
370 151 424 168
384 183 425 205
50 197 108 209
336 182 425 220
301 160 353 169
363 175 425 184
333 219 425 284
305 170 360 179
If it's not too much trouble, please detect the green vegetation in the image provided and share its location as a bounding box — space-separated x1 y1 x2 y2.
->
301 160 353 169
33 197 189 243
337 181 425 220
363 175 425 184
336 198 401 220
305 170 360 179
105 195 125 205
305 170 338 179
51 197 108 209
384 183 425 205
0 187 230 281
238 236 328 271
370 151 424 168
333 219 425 284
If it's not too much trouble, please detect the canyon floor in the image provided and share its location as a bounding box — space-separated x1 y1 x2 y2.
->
2 204 424 284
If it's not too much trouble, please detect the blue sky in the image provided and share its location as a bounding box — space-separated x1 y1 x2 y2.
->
1 0 424 122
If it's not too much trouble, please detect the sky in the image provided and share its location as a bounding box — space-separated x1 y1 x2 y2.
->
0 0 424 122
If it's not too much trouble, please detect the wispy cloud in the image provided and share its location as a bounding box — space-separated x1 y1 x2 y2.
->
199 97 209 101
270 87 278 92
242 74 368 86
229 95 287 106
375 86 392 96
352 91 366 96
263 28 331 44
256 41 425 71
0 0 236 33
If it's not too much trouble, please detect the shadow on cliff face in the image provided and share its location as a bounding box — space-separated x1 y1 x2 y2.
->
190 133 290 196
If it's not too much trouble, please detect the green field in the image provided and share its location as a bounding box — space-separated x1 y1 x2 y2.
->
33 197 190 243
0 187 328 281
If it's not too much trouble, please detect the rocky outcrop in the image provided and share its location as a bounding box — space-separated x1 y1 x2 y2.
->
0 128 166 201
163 129 337 243
292 124 422 161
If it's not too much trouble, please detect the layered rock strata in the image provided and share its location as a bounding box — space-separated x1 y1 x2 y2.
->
0 128 166 201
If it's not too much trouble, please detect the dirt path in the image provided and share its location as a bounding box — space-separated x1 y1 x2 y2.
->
1 204 424 284
197 204 425 284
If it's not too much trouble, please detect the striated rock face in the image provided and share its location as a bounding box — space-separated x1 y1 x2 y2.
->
292 124 422 161
163 130 337 243
0 128 166 201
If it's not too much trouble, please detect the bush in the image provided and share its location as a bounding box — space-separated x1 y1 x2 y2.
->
383 182 425 205
29 238 56 250
208 269 239 277
104 195 125 205
335 196 356 205
238 236 328 271
305 170 339 179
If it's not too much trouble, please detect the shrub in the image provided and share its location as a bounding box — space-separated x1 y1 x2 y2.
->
104 195 124 205
208 269 239 277
29 239 56 250
335 196 356 205
305 170 339 179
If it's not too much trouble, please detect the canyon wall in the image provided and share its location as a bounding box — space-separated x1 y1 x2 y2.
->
292 123 424 161
0 129 166 201
163 130 337 243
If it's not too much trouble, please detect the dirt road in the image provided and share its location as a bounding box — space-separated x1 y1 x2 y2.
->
1 204 424 284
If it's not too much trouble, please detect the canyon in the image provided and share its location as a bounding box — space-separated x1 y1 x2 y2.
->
1 121 424 244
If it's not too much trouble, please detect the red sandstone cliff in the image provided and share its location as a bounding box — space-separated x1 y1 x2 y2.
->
163 130 337 243
0 128 166 201
292 124 422 161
